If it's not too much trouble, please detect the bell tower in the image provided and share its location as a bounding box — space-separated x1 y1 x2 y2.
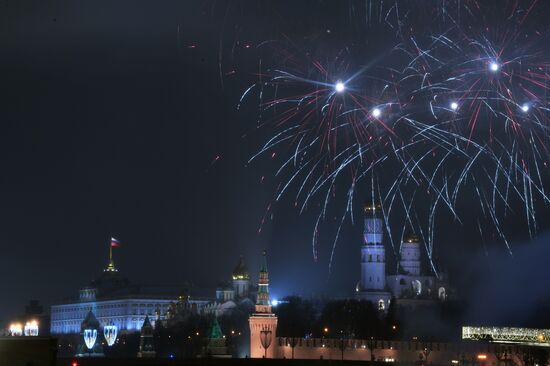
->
248 250 278 358
360 202 386 291
400 234 421 275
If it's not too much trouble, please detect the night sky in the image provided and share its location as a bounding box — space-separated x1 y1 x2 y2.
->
1 0 550 327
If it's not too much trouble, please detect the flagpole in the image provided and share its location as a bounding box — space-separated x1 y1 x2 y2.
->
109 242 113 263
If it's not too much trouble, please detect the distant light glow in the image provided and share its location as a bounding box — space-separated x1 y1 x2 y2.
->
521 104 530 112
489 62 500 72
335 81 345 93
477 354 487 360
24 320 39 336
372 108 381 118
450 102 459 111
9 323 23 336
271 299 279 306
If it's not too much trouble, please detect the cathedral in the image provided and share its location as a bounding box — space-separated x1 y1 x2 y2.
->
356 202 450 309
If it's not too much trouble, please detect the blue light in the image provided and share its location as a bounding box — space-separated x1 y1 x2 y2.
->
271 299 279 306
335 81 345 93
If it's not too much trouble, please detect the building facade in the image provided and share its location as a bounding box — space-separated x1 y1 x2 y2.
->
51 253 210 335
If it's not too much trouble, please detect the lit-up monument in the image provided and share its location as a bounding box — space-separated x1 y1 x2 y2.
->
248 250 278 358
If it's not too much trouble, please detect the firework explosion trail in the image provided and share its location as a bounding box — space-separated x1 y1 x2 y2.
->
235 0 550 273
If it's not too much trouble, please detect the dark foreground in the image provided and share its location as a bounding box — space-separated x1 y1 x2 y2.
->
58 359 389 366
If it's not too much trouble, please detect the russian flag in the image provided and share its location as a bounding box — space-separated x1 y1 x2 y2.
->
111 237 121 247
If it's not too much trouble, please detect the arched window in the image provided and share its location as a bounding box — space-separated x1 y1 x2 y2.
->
376 255 380 262
369 254 372 262
378 299 385 310
399 278 406 285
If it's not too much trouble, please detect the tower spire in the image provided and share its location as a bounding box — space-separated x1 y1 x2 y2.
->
248 249 278 358
255 250 271 313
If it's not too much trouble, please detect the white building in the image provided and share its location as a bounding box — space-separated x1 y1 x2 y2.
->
356 202 450 309
50 254 210 334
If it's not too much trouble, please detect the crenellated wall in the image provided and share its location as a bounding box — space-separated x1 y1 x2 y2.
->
271 337 527 365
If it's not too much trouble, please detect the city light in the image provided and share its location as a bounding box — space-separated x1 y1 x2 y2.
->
24 320 39 336
521 104 530 112
450 102 459 111
271 299 279 306
489 61 499 72
372 108 381 118
477 354 487 360
463 326 550 346
9 322 23 336
335 81 345 93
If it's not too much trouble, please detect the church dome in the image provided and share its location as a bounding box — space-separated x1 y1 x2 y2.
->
232 256 249 280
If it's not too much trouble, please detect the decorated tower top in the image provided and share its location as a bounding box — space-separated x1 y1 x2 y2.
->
255 250 272 313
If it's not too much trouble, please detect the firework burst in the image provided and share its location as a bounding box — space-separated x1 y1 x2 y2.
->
237 0 550 273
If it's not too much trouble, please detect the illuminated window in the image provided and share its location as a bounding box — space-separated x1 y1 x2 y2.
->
378 299 385 310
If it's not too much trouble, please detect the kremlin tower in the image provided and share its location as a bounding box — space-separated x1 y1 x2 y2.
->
248 250 278 358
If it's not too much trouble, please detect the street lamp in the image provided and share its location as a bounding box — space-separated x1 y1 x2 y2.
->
103 320 118 347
